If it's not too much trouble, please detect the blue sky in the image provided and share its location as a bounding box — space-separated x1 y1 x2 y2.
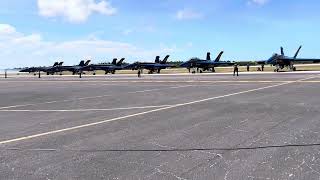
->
0 0 320 68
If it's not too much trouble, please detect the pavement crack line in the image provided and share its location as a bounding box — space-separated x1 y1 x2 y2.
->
4 143 320 152
0 75 316 145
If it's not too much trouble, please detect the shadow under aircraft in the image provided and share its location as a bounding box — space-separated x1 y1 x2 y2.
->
180 51 234 73
125 55 174 74
258 46 320 72
19 62 64 75
82 58 126 75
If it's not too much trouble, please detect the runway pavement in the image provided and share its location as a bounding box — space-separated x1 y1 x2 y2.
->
0 72 320 179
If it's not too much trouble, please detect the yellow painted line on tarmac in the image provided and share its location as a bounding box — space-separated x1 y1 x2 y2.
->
0 76 315 145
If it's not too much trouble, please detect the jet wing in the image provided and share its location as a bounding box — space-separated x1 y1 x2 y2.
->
256 60 267 65
153 64 175 68
95 65 123 71
19 67 38 73
196 61 234 66
139 63 157 68
292 58 320 63
58 66 75 72
214 61 235 66
82 64 113 71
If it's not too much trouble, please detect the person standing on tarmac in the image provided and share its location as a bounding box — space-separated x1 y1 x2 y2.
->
233 64 239 76
137 70 141 78
246 64 250 72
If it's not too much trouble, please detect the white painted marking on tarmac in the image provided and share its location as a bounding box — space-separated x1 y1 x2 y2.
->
0 76 315 145
0 85 193 110
0 105 172 112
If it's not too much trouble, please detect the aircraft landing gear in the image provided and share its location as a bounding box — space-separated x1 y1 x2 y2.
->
274 65 280 72
212 67 215 72
289 63 296 71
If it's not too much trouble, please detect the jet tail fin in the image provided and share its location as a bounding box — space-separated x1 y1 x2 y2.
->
58 62 64 66
155 56 160 63
84 60 91 66
161 55 170 64
79 60 85 66
281 47 284 56
112 58 117 65
206 52 211 60
53 62 59 67
294 46 302 59
214 51 224 62
117 58 125 66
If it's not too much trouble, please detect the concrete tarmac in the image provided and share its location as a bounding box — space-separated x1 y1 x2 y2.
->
0 72 320 179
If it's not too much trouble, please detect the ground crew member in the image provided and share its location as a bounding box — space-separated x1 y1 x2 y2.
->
261 64 264 71
246 64 250 72
137 70 141 78
233 64 239 76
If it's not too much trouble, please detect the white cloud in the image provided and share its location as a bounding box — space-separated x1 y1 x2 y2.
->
37 0 117 23
247 0 270 6
0 24 176 68
0 24 16 34
175 8 203 20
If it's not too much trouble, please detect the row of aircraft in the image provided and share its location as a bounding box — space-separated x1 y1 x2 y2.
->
20 46 320 75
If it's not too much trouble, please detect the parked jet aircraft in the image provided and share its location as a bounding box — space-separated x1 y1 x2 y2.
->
258 46 320 72
50 60 91 75
83 58 126 74
19 62 64 75
125 55 174 73
180 52 234 73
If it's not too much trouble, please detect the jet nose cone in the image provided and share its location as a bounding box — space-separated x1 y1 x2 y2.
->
19 68 29 72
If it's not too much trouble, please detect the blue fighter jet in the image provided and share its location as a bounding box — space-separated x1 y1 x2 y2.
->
258 46 320 72
125 55 174 74
180 51 234 73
